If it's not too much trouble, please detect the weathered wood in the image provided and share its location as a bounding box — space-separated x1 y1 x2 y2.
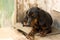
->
16 0 46 22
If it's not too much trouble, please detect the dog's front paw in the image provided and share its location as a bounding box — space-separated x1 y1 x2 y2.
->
40 31 46 37
26 35 34 40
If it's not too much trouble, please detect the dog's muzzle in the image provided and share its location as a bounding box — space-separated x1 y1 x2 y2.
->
23 18 32 27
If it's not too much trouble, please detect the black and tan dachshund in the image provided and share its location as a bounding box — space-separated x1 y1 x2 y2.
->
17 7 53 40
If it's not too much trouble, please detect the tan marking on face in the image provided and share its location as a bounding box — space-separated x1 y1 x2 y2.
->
30 18 37 27
32 13 35 16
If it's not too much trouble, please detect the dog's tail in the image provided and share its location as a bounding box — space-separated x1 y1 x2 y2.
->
17 29 27 36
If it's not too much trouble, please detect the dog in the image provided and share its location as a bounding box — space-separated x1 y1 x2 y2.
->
21 7 53 38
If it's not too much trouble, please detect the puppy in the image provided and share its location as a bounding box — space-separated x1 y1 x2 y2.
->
22 7 53 37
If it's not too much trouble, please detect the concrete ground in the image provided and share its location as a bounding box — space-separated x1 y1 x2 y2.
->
0 27 28 40
14 23 60 40
0 23 60 40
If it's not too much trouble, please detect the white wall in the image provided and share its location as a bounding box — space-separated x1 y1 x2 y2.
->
46 0 60 29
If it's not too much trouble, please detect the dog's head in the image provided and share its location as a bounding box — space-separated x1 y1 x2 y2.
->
22 7 40 27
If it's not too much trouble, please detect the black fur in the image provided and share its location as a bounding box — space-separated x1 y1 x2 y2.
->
22 7 53 37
